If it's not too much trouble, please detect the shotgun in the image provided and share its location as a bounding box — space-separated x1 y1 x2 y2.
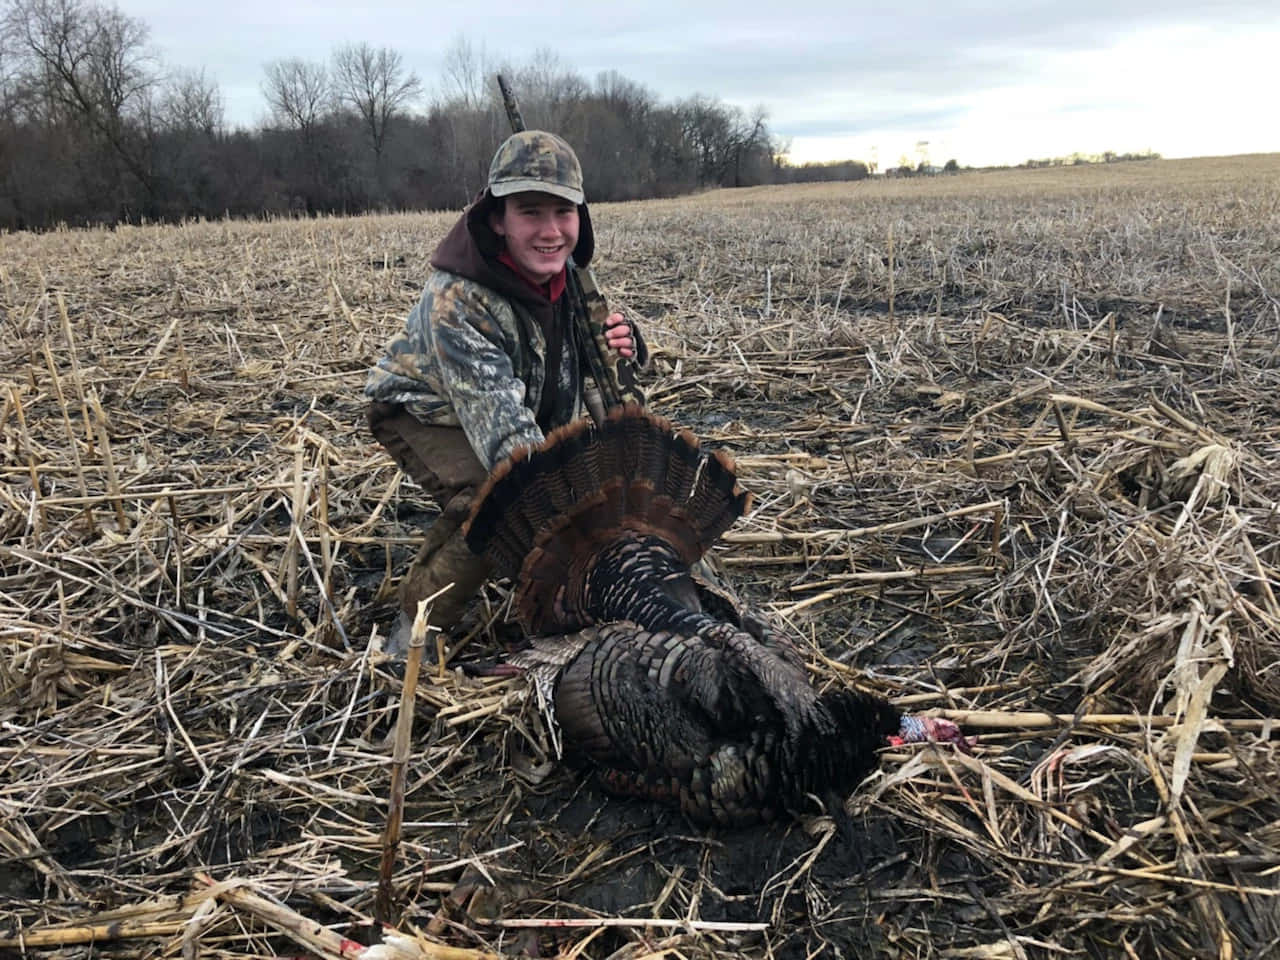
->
495 74 645 416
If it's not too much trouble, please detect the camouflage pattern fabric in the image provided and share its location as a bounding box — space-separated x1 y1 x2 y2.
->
569 265 646 408
488 130 585 205
365 268 582 471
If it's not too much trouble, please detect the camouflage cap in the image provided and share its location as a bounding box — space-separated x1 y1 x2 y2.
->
487 130 584 205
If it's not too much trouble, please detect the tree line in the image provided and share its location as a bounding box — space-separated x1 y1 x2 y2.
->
0 0 867 230
1019 150 1162 169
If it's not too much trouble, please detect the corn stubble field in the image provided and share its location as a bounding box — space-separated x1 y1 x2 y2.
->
2 155 1280 959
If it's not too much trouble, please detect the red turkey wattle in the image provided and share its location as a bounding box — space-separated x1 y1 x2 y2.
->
889 714 976 753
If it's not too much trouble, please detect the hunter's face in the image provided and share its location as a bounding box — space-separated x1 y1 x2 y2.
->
490 192 579 285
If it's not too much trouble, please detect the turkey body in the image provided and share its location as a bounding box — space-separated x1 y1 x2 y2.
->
464 406 901 825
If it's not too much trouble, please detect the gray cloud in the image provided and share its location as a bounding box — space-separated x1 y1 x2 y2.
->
118 0 1280 161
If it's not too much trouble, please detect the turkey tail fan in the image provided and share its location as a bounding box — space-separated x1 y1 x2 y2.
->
540 418 602 513
684 448 753 554
496 424 595 541
463 445 542 579
514 488 624 633
661 426 704 505
464 417 599 579
464 407 754 631
598 403 672 484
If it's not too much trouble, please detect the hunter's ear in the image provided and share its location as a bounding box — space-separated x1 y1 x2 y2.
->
488 209 506 237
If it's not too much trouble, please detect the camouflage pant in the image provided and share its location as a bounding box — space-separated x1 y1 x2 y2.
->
368 402 492 637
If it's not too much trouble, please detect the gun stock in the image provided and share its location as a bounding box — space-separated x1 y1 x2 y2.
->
493 74 645 413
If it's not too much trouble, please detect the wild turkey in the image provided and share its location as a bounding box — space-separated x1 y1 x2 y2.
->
463 405 967 825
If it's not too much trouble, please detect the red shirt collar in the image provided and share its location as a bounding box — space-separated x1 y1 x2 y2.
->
498 251 567 302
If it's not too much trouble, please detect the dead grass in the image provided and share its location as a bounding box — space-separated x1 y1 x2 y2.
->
2 153 1279 959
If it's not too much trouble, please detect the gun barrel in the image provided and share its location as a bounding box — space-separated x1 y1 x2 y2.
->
496 74 526 134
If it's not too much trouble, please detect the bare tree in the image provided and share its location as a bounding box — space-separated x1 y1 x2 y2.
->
507 46 586 133
438 33 488 109
595 70 652 124
0 19 15 105
261 56 328 142
0 28 20 133
161 66 222 135
676 95 734 187
434 34 501 203
728 105 770 187
261 57 350 214
0 18 48 126
0 29 16 217
576 71 659 200
138 65 225 218
331 42 418 167
3 0 159 197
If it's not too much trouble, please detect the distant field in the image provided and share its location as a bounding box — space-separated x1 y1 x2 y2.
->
3 154 1279 959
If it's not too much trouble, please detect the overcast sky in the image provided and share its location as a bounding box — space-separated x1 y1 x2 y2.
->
118 0 1279 168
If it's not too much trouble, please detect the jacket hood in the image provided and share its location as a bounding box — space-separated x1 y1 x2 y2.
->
429 189 595 304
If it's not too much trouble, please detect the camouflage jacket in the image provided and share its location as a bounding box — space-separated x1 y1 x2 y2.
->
365 193 646 470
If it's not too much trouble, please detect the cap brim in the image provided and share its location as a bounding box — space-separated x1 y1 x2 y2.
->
489 178 584 205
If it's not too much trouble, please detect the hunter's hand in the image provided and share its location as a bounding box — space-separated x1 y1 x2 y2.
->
604 313 635 359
